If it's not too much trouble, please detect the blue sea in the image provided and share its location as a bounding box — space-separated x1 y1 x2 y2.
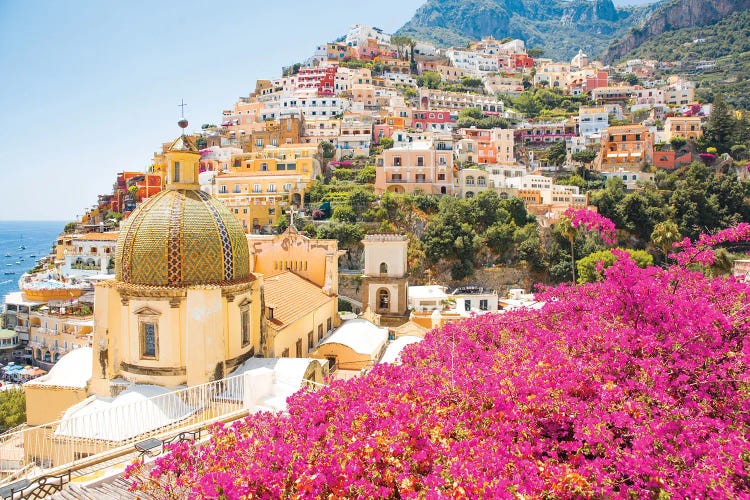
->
0 221 66 301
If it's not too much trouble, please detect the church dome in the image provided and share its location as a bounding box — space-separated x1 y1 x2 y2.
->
114 188 251 287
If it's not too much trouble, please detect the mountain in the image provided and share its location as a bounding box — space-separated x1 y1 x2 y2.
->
614 9 750 108
396 0 659 60
602 0 750 63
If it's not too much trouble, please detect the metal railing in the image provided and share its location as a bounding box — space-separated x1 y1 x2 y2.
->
0 374 247 482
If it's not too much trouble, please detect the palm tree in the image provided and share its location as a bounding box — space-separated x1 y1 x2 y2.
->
651 220 681 261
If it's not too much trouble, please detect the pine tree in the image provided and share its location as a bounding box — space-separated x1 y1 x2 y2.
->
704 94 736 153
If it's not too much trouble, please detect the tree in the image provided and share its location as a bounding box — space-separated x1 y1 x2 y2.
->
0 389 25 433
651 220 681 259
318 141 335 159
670 136 687 150
379 137 394 150
356 165 376 184
416 71 441 89
546 141 567 174
576 249 652 284
572 149 597 165
704 94 736 153
332 204 357 223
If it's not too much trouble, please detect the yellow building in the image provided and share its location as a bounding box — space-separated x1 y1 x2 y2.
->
215 144 320 232
664 116 703 142
89 129 262 395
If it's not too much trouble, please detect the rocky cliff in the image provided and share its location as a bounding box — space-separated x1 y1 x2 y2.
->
603 0 750 63
396 0 655 60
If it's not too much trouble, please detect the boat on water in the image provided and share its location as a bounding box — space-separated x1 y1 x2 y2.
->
14 261 20 265
3 271 15 275
29 254 36 258
3 254 10 258
5 263 11 267
18 245 25 250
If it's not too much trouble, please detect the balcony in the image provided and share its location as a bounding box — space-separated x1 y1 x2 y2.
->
14 325 28 334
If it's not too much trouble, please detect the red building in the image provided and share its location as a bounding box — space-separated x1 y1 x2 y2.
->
411 110 455 132
297 67 337 96
510 54 534 69
583 71 610 93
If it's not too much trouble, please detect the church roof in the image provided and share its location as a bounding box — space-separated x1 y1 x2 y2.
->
263 272 333 329
167 134 198 153
320 319 388 356
114 188 251 287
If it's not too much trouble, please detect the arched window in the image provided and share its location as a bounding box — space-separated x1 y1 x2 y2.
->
466 191 475 198
378 289 390 311
465 176 475 186
379 262 388 274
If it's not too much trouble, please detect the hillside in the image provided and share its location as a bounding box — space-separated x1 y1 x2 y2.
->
602 0 750 63
396 0 658 60
619 9 750 108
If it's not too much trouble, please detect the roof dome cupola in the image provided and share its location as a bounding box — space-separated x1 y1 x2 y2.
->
113 118 251 288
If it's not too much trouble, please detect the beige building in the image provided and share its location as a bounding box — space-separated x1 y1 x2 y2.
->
456 168 491 199
309 319 388 374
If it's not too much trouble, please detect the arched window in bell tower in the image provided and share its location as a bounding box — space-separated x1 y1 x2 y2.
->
377 288 390 311
379 262 388 274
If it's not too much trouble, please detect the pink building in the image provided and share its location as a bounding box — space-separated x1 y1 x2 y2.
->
374 141 454 195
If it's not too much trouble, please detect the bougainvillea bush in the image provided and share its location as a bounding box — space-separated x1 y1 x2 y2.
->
129 230 750 499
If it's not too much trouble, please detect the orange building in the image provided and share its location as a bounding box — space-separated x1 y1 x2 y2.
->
599 125 654 171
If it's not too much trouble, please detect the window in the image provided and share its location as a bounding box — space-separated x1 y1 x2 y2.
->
282 348 289 358
296 338 303 358
438 173 446 181
308 331 314 350
173 162 180 183
379 262 388 274
140 322 157 359
393 156 401 166
327 318 332 332
465 300 471 312
479 299 488 311
233 184 241 193
417 156 424 167
261 162 268 171
268 184 276 193
241 309 250 346
253 184 261 193
256 138 263 147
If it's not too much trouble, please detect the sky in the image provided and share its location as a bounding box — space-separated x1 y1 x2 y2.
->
0 0 425 221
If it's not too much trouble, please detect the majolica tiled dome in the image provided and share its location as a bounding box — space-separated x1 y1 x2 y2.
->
114 189 250 287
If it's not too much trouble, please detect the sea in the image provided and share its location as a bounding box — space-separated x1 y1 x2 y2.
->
0 221 66 302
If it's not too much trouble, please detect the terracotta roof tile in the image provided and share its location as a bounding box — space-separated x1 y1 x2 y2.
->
263 272 332 330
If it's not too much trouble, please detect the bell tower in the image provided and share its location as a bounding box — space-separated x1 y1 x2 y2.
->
361 234 409 326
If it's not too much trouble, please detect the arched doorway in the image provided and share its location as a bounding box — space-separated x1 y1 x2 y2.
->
377 288 390 313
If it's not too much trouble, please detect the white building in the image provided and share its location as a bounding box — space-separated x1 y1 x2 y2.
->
578 106 609 138
345 24 390 47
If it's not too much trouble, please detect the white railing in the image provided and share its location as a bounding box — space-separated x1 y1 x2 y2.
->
0 374 247 481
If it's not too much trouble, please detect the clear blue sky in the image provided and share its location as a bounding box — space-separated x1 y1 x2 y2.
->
0 0 425 221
